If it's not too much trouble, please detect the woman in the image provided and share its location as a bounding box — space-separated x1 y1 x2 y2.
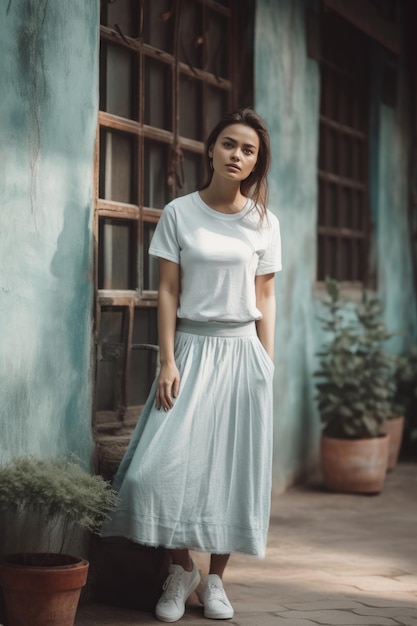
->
101 108 282 622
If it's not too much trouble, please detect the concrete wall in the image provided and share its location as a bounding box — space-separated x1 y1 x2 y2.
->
370 49 417 352
1 0 415 492
255 0 417 490
0 0 98 466
255 0 321 489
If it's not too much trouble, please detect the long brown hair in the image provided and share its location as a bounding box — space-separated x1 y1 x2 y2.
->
200 108 271 222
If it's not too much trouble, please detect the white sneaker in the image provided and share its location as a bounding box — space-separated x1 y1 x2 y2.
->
155 560 200 622
199 574 234 620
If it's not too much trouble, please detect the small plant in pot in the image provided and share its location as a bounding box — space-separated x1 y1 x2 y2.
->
315 278 395 494
405 348 417 453
0 455 119 626
380 354 408 470
384 346 417 465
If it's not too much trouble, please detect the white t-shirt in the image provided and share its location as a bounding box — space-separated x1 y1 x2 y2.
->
149 191 282 323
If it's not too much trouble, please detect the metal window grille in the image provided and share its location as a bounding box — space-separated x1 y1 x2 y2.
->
94 0 251 441
317 11 371 284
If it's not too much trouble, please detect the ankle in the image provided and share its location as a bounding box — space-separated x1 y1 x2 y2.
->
183 560 193 572
172 557 193 572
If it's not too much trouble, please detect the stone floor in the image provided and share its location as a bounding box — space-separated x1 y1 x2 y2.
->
76 463 417 626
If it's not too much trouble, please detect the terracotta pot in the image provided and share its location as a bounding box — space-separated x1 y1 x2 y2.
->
380 415 405 471
0 553 88 626
321 434 389 494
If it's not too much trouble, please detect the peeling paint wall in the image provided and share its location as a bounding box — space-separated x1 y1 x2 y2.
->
371 52 417 352
0 0 415 492
0 0 98 466
255 0 321 489
255 0 416 490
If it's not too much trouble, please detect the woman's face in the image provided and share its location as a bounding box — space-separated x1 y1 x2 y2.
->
209 123 259 183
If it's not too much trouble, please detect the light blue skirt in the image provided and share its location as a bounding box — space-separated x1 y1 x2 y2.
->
101 320 274 557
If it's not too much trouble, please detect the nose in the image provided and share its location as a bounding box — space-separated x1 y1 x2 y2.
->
231 149 241 161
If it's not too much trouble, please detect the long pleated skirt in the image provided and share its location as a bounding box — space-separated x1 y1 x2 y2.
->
101 319 274 558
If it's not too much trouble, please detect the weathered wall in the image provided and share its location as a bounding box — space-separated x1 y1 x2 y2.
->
0 0 98 465
1 0 415 493
370 49 417 352
255 0 321 489
255 0 417 491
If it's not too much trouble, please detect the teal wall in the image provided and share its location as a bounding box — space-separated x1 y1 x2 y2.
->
255 0 417 490
371 53 417 352
255 0 321 489
0 1 98 466
0 0 415 491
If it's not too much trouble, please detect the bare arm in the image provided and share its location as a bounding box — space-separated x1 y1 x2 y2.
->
156 258 180 410
255 273 276 362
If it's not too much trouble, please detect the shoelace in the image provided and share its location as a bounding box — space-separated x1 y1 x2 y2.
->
206 581 229 605
160 571 184 601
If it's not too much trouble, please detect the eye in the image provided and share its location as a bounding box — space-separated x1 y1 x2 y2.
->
244 148 254 155
223 141 233 148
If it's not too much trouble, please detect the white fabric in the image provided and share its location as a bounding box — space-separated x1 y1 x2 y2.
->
149 191 282 323
101 323 274 557
101 191 282 557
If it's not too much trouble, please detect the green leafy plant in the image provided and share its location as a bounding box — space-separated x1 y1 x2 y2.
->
391 346 417 449
391 346 417 414
315 278 396 439
390 355 410 417
0 456 119 561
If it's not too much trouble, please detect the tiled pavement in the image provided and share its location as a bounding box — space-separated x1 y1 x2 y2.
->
76 463 417 626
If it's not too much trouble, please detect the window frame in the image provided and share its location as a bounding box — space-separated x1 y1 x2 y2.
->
93 0 252 440
95 0 240 307
316 10 372 289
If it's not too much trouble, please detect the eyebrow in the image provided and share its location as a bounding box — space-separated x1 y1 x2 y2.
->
223 135 257 149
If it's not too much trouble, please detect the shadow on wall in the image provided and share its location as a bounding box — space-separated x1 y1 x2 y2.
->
49 168 94 460
0 379 30 461
15 0 50 216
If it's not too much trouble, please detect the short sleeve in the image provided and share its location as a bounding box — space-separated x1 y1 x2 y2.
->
148 204 180 264
256 214 282 275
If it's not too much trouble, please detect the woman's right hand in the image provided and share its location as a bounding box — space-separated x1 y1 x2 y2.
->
155 362 180 411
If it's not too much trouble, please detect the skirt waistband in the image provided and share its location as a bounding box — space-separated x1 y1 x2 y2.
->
176 319 257 338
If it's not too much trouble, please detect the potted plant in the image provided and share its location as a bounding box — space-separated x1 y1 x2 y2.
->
315 278 394 494
0 456 119 626
380 354 407 470
383 345 417 467
403 347 417 457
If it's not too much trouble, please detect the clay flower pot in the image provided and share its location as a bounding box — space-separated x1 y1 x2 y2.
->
380 415 405 471
321 434 389 494
0 553 88 626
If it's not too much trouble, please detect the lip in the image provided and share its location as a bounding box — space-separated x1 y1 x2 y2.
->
226 163 241 171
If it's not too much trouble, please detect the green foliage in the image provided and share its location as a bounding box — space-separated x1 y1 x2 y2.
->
391 346 417 448
315 278 396 439
391 346 417 416
0 456 119 555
